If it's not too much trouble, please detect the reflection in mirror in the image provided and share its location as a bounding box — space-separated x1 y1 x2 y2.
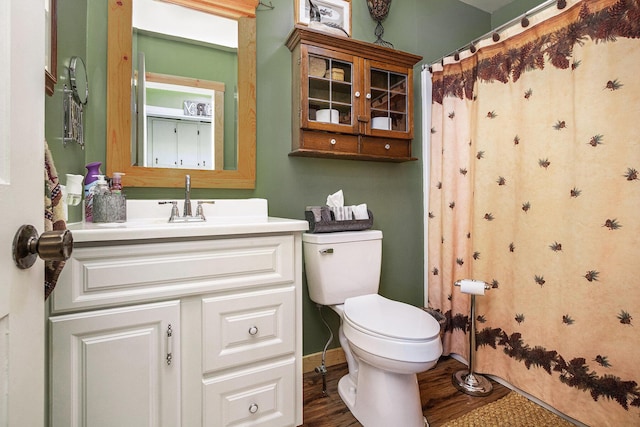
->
138 71 224 170
132 0 236 171
106 0 257 189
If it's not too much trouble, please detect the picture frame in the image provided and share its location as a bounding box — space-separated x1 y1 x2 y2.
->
45 0 57 96
295 0 351 37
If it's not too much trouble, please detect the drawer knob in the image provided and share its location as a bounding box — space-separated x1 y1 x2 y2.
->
248 326 259 336
355 91 360 98
249 403 259 414
330 138 337 145
385 144 391 150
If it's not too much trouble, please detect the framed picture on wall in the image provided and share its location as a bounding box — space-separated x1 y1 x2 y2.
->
295 0 351 37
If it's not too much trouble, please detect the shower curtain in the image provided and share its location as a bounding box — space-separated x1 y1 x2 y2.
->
428 0 640 425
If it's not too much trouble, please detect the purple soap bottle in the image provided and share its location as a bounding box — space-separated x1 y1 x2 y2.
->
84 161 102 222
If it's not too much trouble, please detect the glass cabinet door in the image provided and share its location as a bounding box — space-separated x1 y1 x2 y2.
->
368 67 408 133
305 50 355 130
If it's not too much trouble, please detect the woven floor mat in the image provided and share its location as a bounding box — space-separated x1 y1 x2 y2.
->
440 391 576 427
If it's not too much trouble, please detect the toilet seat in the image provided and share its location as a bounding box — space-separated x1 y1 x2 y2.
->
342 294 442 363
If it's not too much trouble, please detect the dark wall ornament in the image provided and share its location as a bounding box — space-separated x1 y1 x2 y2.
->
366 0 393 48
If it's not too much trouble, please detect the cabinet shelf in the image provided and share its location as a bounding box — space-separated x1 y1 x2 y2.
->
287 25 422 162
289 148 417 163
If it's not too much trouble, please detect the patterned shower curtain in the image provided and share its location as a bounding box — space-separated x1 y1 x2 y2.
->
428 0 640 425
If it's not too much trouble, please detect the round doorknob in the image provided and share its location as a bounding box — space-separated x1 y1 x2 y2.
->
12 225 73 269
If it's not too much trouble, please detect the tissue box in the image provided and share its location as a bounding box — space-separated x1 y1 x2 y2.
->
305 206 373 233
93 194 127 223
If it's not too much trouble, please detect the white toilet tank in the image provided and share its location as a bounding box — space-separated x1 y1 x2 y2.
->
303 230 382 305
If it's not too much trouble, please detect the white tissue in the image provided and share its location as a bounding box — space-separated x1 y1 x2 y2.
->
353 203 369 220
459 279 486 295
326 190 369 221
326 190 344 209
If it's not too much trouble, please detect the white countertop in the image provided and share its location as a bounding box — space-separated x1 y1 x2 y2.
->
67 217 309 244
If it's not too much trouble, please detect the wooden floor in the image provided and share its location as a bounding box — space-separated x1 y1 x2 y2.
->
303 356 511 427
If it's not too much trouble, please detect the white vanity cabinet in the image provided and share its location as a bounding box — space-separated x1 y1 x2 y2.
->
49 220 306 427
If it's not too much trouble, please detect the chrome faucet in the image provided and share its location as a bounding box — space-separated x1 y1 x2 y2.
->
158 174 214 222
184 174 192 217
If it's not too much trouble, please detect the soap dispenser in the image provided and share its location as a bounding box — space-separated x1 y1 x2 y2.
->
91 175 110 196
111 172 125 194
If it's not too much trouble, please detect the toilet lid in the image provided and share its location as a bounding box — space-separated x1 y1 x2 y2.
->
343 294 441 341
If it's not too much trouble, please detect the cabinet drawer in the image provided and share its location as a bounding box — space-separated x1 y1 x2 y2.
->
203 287 295 372
203 358 295 427
360 136 411 158
301 130 358 153
52 235 295 313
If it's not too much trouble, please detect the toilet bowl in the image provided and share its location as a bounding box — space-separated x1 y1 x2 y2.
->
330 294 442 427
302 230 443 427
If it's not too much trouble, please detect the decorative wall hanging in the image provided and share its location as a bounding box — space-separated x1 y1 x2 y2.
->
295 0 351 37
366 0 392 47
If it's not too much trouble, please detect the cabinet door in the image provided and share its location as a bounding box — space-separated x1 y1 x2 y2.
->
301 45 359 134
148 117 178 167
50 300 181 427
364 59 414 140
198 121 213 169
177 121 199 168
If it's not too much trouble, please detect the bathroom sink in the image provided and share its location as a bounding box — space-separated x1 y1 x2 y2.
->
125 198 269 224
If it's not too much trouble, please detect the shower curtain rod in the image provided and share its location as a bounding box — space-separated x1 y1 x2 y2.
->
424 0 562 69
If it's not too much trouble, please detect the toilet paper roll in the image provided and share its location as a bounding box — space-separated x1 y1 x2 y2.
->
317 109 339 124
459 279 487 295
371 116 392 130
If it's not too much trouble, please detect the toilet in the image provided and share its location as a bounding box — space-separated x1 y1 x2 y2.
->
303 230 443 427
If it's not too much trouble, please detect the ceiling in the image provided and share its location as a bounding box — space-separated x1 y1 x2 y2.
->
459 0 516 13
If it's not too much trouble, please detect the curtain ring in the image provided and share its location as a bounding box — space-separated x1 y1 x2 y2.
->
521 16 530 27
492 32 500 42
454 51 460 61
557 0 567 9
470 43 477 54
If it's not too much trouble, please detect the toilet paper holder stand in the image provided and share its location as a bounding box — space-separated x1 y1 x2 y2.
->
452 279 493 397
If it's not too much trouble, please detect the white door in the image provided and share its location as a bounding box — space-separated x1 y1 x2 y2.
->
0 0 46 425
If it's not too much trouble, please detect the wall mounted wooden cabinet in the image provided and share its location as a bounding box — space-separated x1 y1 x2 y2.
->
286 26 422 162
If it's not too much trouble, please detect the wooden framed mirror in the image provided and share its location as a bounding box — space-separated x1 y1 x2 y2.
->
106 0 257 189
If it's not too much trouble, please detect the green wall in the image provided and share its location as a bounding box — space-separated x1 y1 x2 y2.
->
45 0 545 356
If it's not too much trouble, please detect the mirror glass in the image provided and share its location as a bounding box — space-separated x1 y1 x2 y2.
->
107 0 257 189
132 0 235 171
69 56 88 105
